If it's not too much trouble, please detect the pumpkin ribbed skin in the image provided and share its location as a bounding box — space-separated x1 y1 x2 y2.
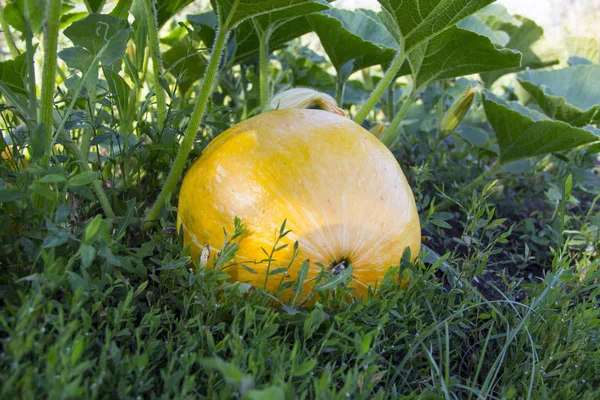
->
177 109 420 297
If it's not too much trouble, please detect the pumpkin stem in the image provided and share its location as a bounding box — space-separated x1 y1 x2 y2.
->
265 88 346 116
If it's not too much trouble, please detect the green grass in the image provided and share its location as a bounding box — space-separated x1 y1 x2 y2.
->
1 1 600 398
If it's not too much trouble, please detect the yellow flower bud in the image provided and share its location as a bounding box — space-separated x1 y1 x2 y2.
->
439 86 476 138
265 88 346 116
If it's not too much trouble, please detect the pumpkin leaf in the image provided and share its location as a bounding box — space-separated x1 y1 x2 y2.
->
188 7 327 66
566 37 600 64
309 8 397 81
377 0 496 52
480 13 559 85
482 90 599 164
518 65 600 127
458 15 509 46
405 26 521 91
62 13 132 66
213 0 329 30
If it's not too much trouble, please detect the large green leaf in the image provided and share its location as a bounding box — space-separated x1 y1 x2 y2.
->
483 90 599 163
309 9 397 81
403 27 521 90
518 65 600 127
213 0 329 30
233 17 315 65
188 8 328 66
480 14 559 85
377 0 495 51
62 13 132 66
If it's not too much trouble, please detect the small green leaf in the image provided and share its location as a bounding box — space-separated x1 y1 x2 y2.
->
63 13 132 66
162 34 207 94
315 265 353 291
79 244 96 269
29 123 46 163
39 174 66 184
246 386 285 400
84 215 103 244
291 358 317 377
4 0 45 33
104 68 131 119
0 188 25 203
68 171 100 187
0 52 28 97
482 90 599 164
518 65 600 127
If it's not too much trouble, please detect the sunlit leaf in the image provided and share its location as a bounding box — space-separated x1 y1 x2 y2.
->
213 0 328 30
377 0 495 51
309 8 397 81
480 13 559 85
405 27 521 90
518 65 600 127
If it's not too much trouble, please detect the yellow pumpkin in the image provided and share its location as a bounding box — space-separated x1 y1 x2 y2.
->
177 94 420 301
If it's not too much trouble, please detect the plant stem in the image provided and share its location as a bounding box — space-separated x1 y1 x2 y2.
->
354 45 406 124
335 75 345 106
142 0 167 131
22 0 37 125
144 27 230 226
380 89 417 147
61 135 116 219
256 26 271 110
79 62 98 159
436 161 502 212
0 1 19 58
387 84 394 121
40 0 61 161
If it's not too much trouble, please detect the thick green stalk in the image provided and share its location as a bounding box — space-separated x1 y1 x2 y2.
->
257 30 270 109
335 75 345 106
435 161 502 212
22 0 37 124
354 45 406 124
387 84 394 121
380 90 417 147
144 27 230 225
0 2 19 58
142 0 167 131
40 0 62 166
